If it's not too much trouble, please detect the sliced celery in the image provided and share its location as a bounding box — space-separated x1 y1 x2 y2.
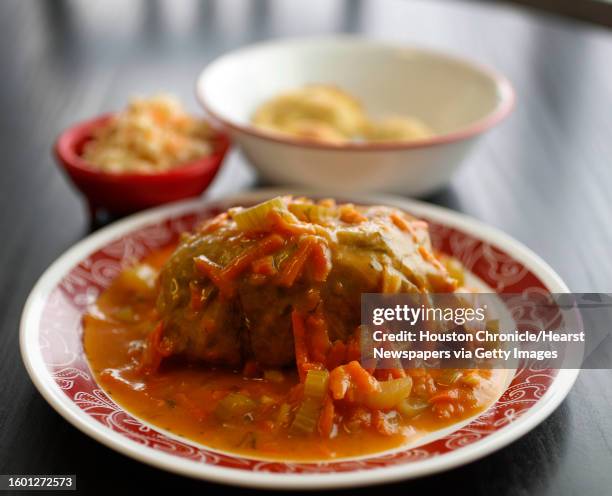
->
303 369 330 400
276 403 291 428
231 197 286 231
290 370 330 434
290 397 321 434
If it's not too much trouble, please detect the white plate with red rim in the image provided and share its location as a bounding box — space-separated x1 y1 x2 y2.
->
20 189 578 489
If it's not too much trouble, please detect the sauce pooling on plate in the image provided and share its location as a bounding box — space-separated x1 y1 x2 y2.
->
84 197 506 460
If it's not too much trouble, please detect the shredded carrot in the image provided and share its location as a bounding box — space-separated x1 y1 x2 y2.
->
193 255 229 292
326 341 347 370
267 209 315 236
418 245 446 271
277 237 316 287
287 204 308 222
198 212 228 234
193 254 222 280
291 310 310 382
390 212 425 243
345 361 380 394
140 322 171 374
306 313 331 363
329 366 351 400
309 239 332 282
194 234 284 296
318 394 335 438
339 204 367 224
418 244 435 261
390 212 412 232
251 255 277 276
189 283 203 311
221 234 284 280
345 334 362 363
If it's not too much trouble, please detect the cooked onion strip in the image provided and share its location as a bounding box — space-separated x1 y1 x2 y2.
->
357 377 413 410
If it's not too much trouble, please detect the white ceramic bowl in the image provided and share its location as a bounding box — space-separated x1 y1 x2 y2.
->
196 37 515 196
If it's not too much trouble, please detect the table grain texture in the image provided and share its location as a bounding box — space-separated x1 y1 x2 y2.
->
1 0 611 494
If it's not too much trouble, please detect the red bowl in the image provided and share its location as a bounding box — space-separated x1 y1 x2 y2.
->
55 114 231 216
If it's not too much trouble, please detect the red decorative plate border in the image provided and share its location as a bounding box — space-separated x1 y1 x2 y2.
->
21 190 577 489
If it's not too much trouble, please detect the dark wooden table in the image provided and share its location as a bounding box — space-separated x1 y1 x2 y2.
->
1 0 611 494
